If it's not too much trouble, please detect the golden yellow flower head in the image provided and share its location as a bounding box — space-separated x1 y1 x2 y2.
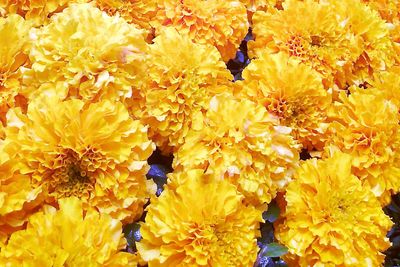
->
137 28 233 153
249 0 395 88
240 52 331 150
363 0 400 43
2 94 155 222
173 93 299 206
326 87 400 205
24 3 149 104
368 66 400 110
151 0 249 61
137 171 262 266
93 0 157 35
0 14 30 126
275 153 393 266
0 158 43 245
0 0 72 26
0 197 137 266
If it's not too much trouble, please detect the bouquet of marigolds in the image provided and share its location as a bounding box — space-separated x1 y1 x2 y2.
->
1 0 400 266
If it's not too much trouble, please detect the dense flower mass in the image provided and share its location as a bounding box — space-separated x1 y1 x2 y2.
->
136 28 233 153
173 93 299 205
0 197 136 266
92 0 157 38
249 0 396 88
0 0 71 25
23 3 149 104
0 158 42 245
1 1 400 266
326 87 400 205
1 95 155 222
363 0 400 43
0 14 30 126
239 52 331 150
275 153 393 266
151 0 249 61
137 173 262 266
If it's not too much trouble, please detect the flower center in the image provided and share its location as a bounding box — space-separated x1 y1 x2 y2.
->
48 150 95 198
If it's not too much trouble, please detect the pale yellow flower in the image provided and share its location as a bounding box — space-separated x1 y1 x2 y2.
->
23 3 149 104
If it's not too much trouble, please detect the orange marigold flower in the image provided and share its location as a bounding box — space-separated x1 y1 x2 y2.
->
0 14 30 126
137 172 262 266
173 93 299 206
93 0 157 37
0 0 72 26
151 0 249 61
0 197 137 266
326 87 400 205
23 3 149 104
239 52 331 150
275 153 393 266
1 94 155 222
136 28 233 153
249 0 396 88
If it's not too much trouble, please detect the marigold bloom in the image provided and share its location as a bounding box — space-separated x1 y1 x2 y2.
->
363 0 400 43
151 0 249 61
326 87 400 205
137 172 262 266
249 0 396 88
173 93 299 205
136 28 233 153
2 95 155 222
368 66 400 110
0 197 136 266
275 153 393 266
0 159 43 245
0 14 30 126
93 0 157 36
0 0 71 25
23 3 149 104
240 52 331 150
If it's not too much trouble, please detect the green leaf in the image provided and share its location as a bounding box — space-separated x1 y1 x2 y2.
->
263 243 288 257
262 201 280 223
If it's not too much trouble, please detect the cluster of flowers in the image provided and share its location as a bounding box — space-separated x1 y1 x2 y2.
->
0 0 399 266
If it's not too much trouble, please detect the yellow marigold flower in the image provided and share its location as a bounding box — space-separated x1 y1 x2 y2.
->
173 93 299 206
0 14 30 126
93 0 157 36
368 66 400 110
2 94 155 222
23 3 149 104
326 87 400 205
249 0 395 88
0 0 72 26
0 159 43 246
363 0 400 43
0 197 137 266
275 153 393 267
151 0 249 61
240 52 331 150
240 0 282 12
136 28 233 153
137 172 262 266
